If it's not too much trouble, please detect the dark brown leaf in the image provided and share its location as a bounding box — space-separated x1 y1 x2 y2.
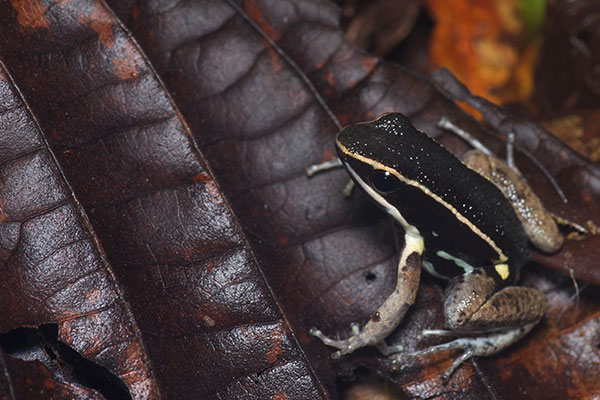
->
341 0 421 57
0 58 156 398
534 0 600 115
1 345 105 400
0 0 326 399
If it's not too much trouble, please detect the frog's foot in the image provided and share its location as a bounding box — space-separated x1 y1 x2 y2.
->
310 323 407 358
391 322 537 381
310 323 369 358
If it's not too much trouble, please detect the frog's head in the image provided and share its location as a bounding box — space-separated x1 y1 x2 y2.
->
335 112 442 198
334 113 426 232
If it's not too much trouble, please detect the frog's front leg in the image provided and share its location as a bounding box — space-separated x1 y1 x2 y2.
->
310 229 423 358
393 268 547 379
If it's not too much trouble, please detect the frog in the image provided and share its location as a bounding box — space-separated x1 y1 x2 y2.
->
309 112 554 380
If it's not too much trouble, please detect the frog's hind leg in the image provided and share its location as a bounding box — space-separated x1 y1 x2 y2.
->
392 267 547 380
442 268 547 332
310 228 423 358
393 322 538 381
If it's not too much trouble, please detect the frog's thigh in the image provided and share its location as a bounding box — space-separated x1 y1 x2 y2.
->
443 269 548 332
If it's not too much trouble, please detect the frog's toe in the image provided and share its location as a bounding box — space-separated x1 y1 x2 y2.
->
389 353 409 370
326 341 357 358
376 341 404 356
310 327 343 347
310 326 356 354
309 327 322 336
417 329 458 340
332 343 356 358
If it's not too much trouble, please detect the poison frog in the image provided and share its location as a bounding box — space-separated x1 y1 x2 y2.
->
310 113 552 380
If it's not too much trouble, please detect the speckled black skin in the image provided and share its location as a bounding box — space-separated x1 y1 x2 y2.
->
337 113 530 283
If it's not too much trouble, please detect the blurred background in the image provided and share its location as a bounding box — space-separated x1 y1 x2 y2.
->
336 0 600 162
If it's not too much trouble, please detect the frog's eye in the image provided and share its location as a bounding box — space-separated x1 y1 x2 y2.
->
370 170 401 193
